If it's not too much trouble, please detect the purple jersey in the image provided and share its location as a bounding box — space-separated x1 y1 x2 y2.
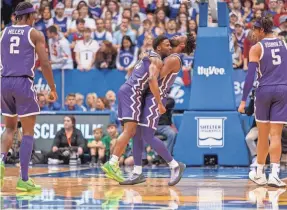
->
159 53 183 97
258 38 287 87
125 50 161 92
0 25 36 78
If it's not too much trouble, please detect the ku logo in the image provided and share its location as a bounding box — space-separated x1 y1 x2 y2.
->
195 117 227 148
169 77 184 104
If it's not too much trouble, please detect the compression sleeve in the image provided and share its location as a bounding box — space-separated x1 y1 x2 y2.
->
242 62 258 101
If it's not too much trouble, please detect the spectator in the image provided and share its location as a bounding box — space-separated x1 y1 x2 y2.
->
137 19 153 48
52 2 71 36
243 30 256 70
188 19 198 34
63 93 84 111
88 128 105 166
74 28 99 71
116 36 139 71
229 12 239 32
242 0 254 23
67 9 80 32
156 97 177 155
265 0 279 17
88 0 102 19
167 0 181 19
254 10 263 20
139 33 154 54
96 97 110 111
165 19 181 39
94 18 113 45
75 93 87 111
41 90 62 111
232 34 243 69
104 19 113 33
106 124 120 158
37 93 50 111
34 6 53 39
131 14 142 33
279 15 287 32
95 40 117 69
131 1 146 21
278 31 287 42
48 116 86 164
73 0 88 8
273 1 287 27
78 4 96 31
154 8 167 35
47 25 73 70
68 18 85 67
234 21 246 50
64 0 74 18
102 0 121 29
86 93 97 111
182 52 194 86
113 17 136 48
177 12 189 34
147 0 170 17
106 90 117 111
231 0 243 20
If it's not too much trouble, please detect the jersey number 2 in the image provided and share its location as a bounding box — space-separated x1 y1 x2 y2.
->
271 48 281 65
10 36 20 54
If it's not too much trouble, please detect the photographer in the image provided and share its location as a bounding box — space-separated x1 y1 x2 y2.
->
47 116 86 164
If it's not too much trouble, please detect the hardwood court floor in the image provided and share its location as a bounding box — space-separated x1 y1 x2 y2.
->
2 165 287 209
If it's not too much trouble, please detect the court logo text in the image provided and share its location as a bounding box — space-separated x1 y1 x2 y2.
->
195 117 227 148
197 66 225 77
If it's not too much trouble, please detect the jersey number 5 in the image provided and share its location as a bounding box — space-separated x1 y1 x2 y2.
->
271 48 281 65
10 36 20 54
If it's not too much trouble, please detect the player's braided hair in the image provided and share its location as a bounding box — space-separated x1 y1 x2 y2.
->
184 34 196 55
257 16 273 34
15 2 34 21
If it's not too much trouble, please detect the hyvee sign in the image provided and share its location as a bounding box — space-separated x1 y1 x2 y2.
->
0 114 110 151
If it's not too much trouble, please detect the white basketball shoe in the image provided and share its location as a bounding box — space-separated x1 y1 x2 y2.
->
268 173 286 188
249 170 267 186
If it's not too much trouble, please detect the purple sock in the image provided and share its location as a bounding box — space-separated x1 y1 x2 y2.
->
142 127 173 163
132 126 144 166
1 153 7 162
19 136 34 181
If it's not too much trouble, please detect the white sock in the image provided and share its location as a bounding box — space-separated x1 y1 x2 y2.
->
109 155 119 165
271 163 280 177
168 159 179 169
133 166 142 174
257 164 265 176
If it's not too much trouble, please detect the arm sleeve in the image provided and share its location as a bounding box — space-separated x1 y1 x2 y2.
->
242 62 257 101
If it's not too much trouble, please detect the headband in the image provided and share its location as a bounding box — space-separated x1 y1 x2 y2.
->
15 7 35 16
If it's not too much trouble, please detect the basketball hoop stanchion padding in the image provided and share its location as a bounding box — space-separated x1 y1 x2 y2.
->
173 2 249 166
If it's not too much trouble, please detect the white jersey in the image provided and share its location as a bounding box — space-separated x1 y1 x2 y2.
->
74 39 99 69
48 36 73 70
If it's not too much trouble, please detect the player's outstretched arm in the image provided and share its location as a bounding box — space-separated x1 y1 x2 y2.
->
148 57 166 114
238 43 261 113
31 29 58 101
160 56 180 79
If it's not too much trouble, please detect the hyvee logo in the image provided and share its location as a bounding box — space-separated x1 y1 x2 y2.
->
195 117 227 148
197 66 225 77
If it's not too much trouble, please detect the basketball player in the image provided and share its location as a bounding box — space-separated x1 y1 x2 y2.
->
238 17 287 187
101 36 171 182
0 2 58 191
120 35 196 186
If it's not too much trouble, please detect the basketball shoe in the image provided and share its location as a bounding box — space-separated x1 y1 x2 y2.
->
101 162 124 182
169 162 186 186
16 178 41 192
268 173 286 188
119 173 146 185
249 169 267 186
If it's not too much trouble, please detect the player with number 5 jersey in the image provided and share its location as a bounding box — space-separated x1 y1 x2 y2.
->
1 2 57 191
238 17 287 188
